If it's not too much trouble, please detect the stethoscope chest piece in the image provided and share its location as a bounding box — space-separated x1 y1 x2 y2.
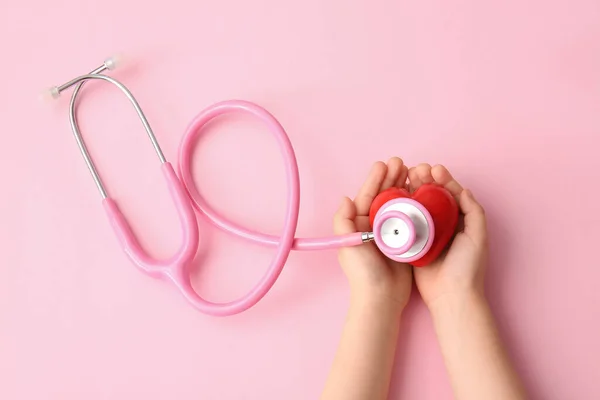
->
372 197 435 263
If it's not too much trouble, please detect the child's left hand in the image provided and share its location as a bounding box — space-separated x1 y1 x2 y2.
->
333 157 413 315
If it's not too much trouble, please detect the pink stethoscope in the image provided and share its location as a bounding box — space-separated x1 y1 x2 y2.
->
44 56 435 316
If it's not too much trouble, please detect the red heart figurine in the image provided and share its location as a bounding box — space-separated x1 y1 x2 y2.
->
369 184 459 267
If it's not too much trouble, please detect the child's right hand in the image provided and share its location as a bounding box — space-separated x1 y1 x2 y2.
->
407 164 488 310
407 164 527 400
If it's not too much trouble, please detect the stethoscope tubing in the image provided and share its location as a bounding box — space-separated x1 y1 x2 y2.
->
57 66 365 316
172 100 365 316
177 100 365 252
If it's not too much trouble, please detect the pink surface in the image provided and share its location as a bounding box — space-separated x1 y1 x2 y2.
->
1 0 599 399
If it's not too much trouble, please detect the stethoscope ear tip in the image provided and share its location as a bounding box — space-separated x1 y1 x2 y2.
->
104 54 125 71
38 86 60 103
39 53 125 104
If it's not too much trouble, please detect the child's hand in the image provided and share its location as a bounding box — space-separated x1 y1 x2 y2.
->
408 163 488 309
406 164 527 400
333 157 413 315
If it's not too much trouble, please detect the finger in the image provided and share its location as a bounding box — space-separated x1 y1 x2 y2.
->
459 189 487 243
408 168 421 191
354 215 371 233
333 197 358 235
355 161 387 216
431 164 463 201
395 164 409 189
415 163 434 184
381 157 404 190
408 163 433 192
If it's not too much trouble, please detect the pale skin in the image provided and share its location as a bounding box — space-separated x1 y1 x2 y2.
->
320 158 527 400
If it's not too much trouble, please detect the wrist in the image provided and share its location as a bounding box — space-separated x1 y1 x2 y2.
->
349 292 405 321
427 288 487 322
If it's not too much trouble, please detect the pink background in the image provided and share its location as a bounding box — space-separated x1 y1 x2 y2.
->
1 0 599 399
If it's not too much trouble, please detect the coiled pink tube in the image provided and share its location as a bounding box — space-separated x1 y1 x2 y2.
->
174 100 364 316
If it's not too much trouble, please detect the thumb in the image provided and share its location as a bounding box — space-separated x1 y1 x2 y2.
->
459 189 487 244
333 197 358 235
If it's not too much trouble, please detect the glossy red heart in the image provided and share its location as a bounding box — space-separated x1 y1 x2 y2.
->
368 184 459 267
